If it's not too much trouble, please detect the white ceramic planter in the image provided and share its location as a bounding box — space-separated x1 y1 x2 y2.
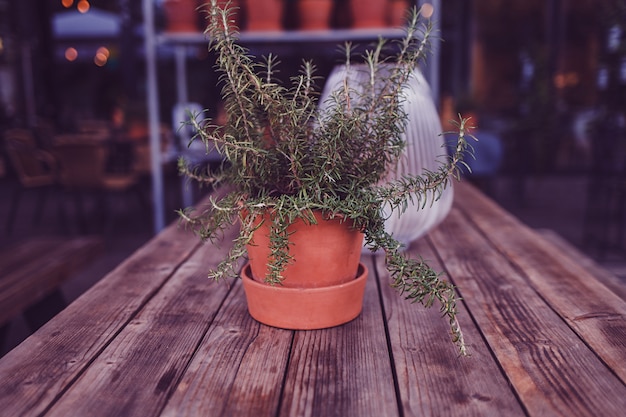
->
320 65 454 249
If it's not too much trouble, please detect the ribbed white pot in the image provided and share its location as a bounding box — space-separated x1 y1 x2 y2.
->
320 65 454 249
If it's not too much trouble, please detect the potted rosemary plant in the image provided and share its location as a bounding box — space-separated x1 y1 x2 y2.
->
179 1 473 356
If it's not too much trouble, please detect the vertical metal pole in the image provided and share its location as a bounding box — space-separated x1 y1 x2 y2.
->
429 0 441 104
174 45 194 208
175 46 189 105
143 0 165 232
418 0 441 105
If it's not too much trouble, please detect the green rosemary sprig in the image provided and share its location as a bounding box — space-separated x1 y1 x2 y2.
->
179 1 473 356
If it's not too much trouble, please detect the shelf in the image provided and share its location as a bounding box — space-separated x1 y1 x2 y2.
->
157 28 406 46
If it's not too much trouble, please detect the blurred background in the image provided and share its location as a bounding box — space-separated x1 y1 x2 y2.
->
1 0 625 351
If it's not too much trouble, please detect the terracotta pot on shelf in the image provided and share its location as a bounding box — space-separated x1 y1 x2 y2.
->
298 0 334 30
163 0 201 33
349 0 387 29
243 0 284 31
240 210 368 330
388 0 409 27
201 0 242 31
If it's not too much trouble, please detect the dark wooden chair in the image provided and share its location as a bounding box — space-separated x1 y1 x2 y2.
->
3 129 58 234
53 139 146 235
0 236 103 354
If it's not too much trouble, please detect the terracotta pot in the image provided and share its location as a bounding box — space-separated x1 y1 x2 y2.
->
388 0 409 27
201 0 242 32
298 0 333 30
350 0 387 29
245 210 364 288
243 0 284 31
241 262 368 329
163 0 200 33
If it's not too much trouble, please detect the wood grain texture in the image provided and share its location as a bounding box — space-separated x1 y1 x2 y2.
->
0 224 202 417
455 182 626 384
0 236 103 325
430 205 626 417
537 228 626 301
0 238 65 273
377 239 526 417
44 231 238 417
2 182 625 417
278 255 398 417
161 281 293 417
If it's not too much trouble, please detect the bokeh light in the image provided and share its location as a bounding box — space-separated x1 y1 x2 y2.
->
96 46 110 59
65 47 78 61
421 3 434 19
77 0 90 13
94 50 108 67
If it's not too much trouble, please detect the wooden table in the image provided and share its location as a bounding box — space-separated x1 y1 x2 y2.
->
0 237 103 347
1 183 625 417
0 237 103 325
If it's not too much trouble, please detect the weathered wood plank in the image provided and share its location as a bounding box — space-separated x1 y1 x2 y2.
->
0 238 65 274
161 280 293 417
377 238 526 417
454 182 626 384
0 223 202 417
44 231 237 417
537 229 626 301
278 255 398 417
0 236 103 325
430 206 626 417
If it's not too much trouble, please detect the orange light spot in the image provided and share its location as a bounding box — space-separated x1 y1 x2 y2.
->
96 46 110 59
421 3 434 19
65 47 78 61
94 52 108 67
77 0 90 13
